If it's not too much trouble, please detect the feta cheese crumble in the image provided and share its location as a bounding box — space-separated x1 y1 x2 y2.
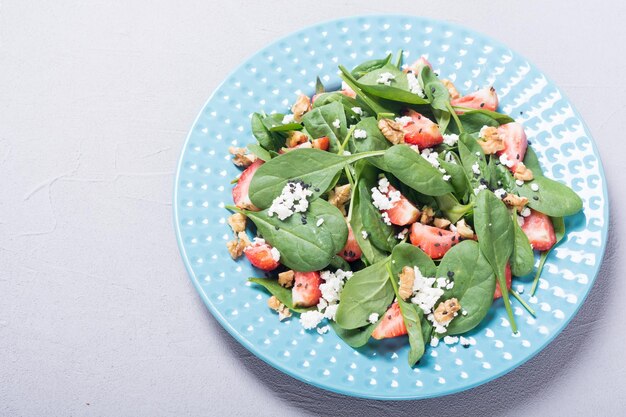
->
442 133 459 146
300 311 325 329
499 153 514 168
270 247 281 262
332 118 341 129
316 218 325 227
406 72 425 97
395 115 413 126
471 162 481 175
520 206 531 217
368 313 380 324
473 184 488 195
408 267 452 315
351 106 363 115
361 230 369 240
421 148 441 168
268 181 314 220
430 336 440 347
371 177 400 210
443 335 459 345
396 228 409 240
442 175 451 182
353 129 368 139
494 188 507 199
381 212 392 226
376 72 395 86
282 114 295 124
515 179 524 186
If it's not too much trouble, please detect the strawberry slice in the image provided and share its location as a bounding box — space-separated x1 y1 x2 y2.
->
372 303 407 340
493 263 512 299
311 136 329 151
244 241 280 271
338 223 362 262
521 209 556 251
404 56 432 73
409 222 461 259
401 110 443 148
383 185 419 226
232 159 263 211
451 86 498 112
292 271 322 307
496 122 528 171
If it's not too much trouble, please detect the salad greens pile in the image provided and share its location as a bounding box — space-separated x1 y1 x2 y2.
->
225 51 583 367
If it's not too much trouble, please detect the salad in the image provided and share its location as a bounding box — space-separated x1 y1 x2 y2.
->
224 52 582 367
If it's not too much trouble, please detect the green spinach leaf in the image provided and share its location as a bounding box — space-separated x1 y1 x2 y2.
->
301 101 347 153
510 213 535 276
330 321 378 348
351 54 393 79
251 112 284 151
434 193 473 223
513 175 583 217
248 277 313 313
247 143 272 162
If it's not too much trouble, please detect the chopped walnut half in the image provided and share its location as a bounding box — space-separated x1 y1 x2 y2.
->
477 127 505 155
237 231 251 247
433 217 451 229
227 213 247 233
378 118 405 145
226 238 246 259
328 184 351 215
503 193 529 212
291 94 311 122
398 266 415 301
278 270 295 288
268 296 292 321
433 298 461 324
456 219 475 239
229 146 257 167
287 131 309 148
442 79 460 99
420 206 435 224
513 162 534 181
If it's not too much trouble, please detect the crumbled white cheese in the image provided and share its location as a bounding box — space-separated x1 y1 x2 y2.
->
361 230 369 240
462 310 468 316
520 207 531 217
471 162 481 175
442 133 459 146
517 215 525 227
396 228 409 240
475 151 481 157
371 177 400 210
282 114 295 124
323 304 339 320
499 153 514 168
430 337 440 347
494 188 507 199
515 179 524 186
406 72 425 97
444 151 457 164
443 175 451 182
421 148 441 168
342 150 352 156
353 129 368 139
316 218 324 227
268 181 314 220
381 212 392 226
332 118 341 129
351 106 363 115
300 311 324 329
409 267 445 314
368 313 380 324
530 183 539 191
395 115 413 126
473 184 488 195
317 325 330 335
376 72 395 86
270 247 281 262
443 335 459 345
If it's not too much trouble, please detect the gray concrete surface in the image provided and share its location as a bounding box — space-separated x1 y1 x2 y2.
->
1 1 624 416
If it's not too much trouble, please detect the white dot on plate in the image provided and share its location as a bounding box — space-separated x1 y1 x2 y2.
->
434 364 441 371
460 372 468 379
483 362 491 369
370 366 376 372
370 378 377 386
416 380 423 387
438 377 446 384
475 350 484 358
392 367 399 374
538 326 549 335
503 352 513 360
391 380 398 388
522 340 531 347
455 358 463 366
323 369 330 376
485 328 495 337
495 340 504 348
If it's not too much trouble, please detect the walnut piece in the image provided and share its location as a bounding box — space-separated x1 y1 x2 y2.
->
378 118 405 145
420 206 435 225
433 217 451 229
278 270 295 288
456 218 475 239
328 184 351 215
227 213 247 233
398 266 415 301
267 296 292 321
291 94 311 122
226 238 246 259
442 79 460 99
513 162 534 181
503 193 529 212
228 146 257 167
433 298 461 324
287 131 308 148
477 127 505 155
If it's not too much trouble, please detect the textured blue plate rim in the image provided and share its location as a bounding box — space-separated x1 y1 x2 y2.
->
173 14 610 400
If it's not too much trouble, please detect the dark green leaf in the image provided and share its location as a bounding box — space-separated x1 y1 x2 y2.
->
434 193 473 224
350 54 392 79
352 64 429 105
448 110 514 134
315 76 325 95
246 143 272 162
513 175 583 217
269 123 303 132
350 181 390 265
420 65 449 112
510 213 534 276
330 321 378 348
522 147 544 175
301 101 347 153
251 112 284 151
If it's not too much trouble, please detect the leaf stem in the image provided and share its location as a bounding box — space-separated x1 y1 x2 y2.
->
225 204 245 214
344 165 356 222
509 289 536 317
530 251 550 296
447 101 464 134
337 125 357 155
394 49 403 68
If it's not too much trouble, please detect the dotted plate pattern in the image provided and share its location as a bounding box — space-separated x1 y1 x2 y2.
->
174 15 608 400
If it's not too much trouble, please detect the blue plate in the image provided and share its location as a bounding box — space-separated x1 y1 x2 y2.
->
174 15 608 400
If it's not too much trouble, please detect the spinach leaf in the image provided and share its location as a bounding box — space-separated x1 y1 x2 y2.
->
389 267 425 366
513 175 583 217
522 147 544 176
390 243 437 277
350 181 390 265
301 101 347 153
242 199 348 272
439 152 470 201
247 143 272 162
312 91 365 122
510 213 535 276
329 254 351 271
434 193 473 224
315 76 325 95
448 110 514 134
437 240 496 335
248 277 313 313
420 65 449 112
350 54 393 79
348 117 390 170
269 122 303 132
352 64 429 105
530 216 566 296
335 258 394 329
458 133 489 190
474 189 517 332
330 321 378 348
383 145 454 196
339 65 400 117
251 112 284 151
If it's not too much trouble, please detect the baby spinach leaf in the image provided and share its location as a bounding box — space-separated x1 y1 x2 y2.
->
474 189 517 332
510 213 534 277
248 277 313 313
351 54 393 79
389 267 425 366
434 193 473 224
349 117 391 153
339 66 400 117
383 145 454 196
242 199 347 272
420 65 450 112
246 143 272 162
301 101 347 153
390 243 437 277
439 154 470 201
335 258 394 329
522 147 544 176
313 91 365 121
448 109 514 134
329 254 351 271
269 122 303 132
350 182 390 265
437 240 496 335
458 133 489 191
315 76 325 95
352 64 429 105
330 321 378 348
251 112 284 151
513 175 583 217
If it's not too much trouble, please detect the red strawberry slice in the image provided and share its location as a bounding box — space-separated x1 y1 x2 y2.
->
372 303 407 340
493 263 512 299
338 223 362 262
401 110 443 148
521 209 556 251
232 159 263 211
496 122 528 172
384 185 419 226
409 222 461 259
451 86 499 112
292 271 322 307
244 241 280 271
311 136 329 151
404 56 432 74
